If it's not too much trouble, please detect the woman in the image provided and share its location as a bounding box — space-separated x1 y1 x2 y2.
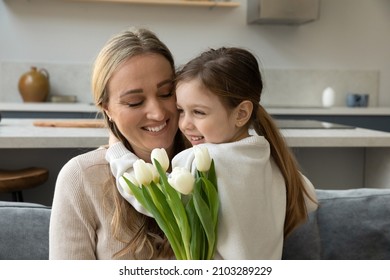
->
49 27 187 259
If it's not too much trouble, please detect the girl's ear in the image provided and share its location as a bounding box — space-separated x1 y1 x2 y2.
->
235 100 253 127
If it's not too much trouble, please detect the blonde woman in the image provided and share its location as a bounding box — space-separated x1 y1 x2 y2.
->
49 27 187 259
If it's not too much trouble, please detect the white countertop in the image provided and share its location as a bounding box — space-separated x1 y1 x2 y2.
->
265 106 390 116
2 118 390 149
0 118 108 148
2 102 390 116
282 128 390 147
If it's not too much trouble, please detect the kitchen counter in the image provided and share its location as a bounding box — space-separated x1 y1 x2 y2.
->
1 118 390 149
281 125 390 147
1 118 390 205
265 106 390 116
265 106 390 133
2 102 390 130
0 118 108 148
2 102 390 115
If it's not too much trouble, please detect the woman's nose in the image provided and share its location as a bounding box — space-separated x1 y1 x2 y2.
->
146 100 165 121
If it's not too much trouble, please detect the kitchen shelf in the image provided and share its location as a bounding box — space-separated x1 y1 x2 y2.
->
68 0 240 7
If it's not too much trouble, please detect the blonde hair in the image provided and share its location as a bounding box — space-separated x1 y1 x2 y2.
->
92 27 181 259
175 47 317 237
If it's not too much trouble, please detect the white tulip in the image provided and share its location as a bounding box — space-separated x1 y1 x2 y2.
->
119 172 139 195
168 167 195 195
133 159 153 186
194 146 212 172
151 148 170 172
146 163 160 184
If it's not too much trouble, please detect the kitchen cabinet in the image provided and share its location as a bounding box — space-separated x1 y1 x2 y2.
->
66 0 240 8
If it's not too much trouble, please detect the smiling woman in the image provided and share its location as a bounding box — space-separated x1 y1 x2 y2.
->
49 27 188 260
102 53 179 161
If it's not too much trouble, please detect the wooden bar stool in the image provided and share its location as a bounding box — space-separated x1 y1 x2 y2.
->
0 167 49 202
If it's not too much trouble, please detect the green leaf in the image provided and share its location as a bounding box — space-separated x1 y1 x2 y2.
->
148 182 181 238
141 186 185 260
193 181 216 260
207 160 218 190
122 176 185 259
201 177 219 227
200 177 219 256
122 176 148 209
185 196 203 260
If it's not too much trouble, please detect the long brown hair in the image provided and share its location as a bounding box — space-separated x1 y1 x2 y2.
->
175 47 316 237
91 27 186 258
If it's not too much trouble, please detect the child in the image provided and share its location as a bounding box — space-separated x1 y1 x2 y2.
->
106 47 318 259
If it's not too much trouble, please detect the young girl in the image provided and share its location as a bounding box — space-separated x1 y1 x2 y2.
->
107 47 318 260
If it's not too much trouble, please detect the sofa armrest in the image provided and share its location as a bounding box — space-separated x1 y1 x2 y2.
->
0 201 51 260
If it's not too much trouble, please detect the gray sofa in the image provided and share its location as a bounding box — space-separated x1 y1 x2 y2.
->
1 188 389 260
283 188 390 259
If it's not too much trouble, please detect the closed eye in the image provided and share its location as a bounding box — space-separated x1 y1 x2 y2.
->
194 110 205 115
126 101 143 107
159 92 174 98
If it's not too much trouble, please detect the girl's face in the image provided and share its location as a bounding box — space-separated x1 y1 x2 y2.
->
104 54 179 161
176 79 249 146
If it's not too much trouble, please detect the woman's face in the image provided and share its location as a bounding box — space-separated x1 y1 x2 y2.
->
104 53 179 161
176 79 247 146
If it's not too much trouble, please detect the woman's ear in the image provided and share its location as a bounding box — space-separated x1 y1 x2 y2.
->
102 106 113 122
235 100 253 127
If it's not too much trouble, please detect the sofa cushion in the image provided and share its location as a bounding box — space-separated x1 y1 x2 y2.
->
283 188 390 260
0 201 51 260
281 210 321 259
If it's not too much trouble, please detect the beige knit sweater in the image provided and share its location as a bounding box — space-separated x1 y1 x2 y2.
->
49 147 142 259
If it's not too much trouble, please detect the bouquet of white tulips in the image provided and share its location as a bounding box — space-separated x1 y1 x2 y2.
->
121 146 219 260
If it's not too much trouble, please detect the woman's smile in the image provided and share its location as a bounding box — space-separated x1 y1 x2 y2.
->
143 121 168 133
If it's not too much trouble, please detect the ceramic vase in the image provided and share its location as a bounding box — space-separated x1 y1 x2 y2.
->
18 66 50 102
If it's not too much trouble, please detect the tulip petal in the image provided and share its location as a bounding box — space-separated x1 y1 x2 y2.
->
194 146 212 172
119 176 133 195
134 159 153 186
151 148 170 172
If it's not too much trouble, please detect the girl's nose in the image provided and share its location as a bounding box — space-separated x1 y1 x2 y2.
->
179 113 193 131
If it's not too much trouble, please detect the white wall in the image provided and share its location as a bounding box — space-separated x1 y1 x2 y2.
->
1 0 390 105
